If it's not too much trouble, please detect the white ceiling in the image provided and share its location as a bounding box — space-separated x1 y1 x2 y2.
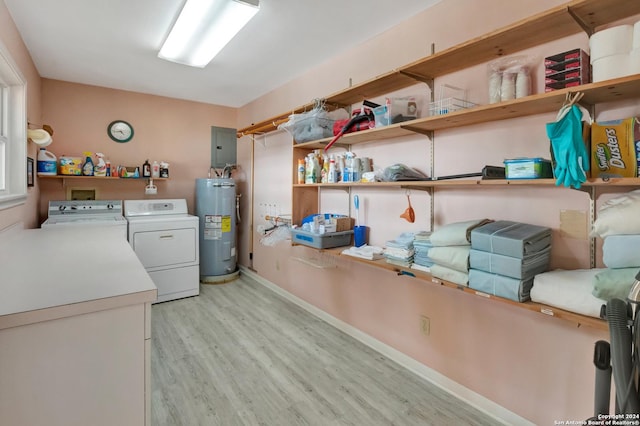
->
4 0 441 108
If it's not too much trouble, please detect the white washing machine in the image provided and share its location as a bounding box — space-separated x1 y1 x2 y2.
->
124 199 199 303
42 200 128 238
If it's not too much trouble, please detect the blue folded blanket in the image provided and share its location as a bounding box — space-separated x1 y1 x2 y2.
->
469 269 534 302
603 235 640 268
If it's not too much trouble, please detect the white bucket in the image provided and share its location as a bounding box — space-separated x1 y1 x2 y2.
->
37 148 57 176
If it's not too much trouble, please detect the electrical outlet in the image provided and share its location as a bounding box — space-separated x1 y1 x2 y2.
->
420 315 430 336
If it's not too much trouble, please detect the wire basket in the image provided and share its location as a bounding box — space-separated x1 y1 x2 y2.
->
428 84 477 116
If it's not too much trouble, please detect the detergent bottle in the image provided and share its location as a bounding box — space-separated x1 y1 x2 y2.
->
82 152 94 176
37 148 57 176
93 153 107 176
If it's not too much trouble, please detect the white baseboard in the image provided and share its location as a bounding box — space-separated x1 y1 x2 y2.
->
240 266 534 426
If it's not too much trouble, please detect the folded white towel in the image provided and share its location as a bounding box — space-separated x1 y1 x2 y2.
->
592 189 640 238
530 269 606 318
341 245 384 261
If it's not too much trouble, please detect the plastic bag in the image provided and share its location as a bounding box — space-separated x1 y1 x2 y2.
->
380 164 429 181
278 102 348 143
488 55 535 103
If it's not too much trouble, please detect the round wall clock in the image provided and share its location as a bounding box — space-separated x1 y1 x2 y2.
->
107 120 134 143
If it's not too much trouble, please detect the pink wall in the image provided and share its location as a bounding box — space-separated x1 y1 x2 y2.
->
237 0 638 423
1 0 636 423
37 79 238 224
0 0 42 230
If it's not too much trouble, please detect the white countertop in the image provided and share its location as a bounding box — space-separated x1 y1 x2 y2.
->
0 227 157 329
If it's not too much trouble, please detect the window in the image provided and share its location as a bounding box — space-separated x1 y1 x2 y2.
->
0 39 27 210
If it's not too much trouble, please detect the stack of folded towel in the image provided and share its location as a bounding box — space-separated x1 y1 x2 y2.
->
468 220 552 302
591 190 640 301
341 245 385 261
384 232 415 268
428 219 492 286
411 231 433 272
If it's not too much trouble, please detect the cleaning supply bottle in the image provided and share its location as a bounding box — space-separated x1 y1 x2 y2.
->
37 148 57 176
159 161 169 178
142 159 151 178
321 154 329 183
297 159 305 184
94 152 107 176
343 152 353 182
82 152 94 176
151 161 160 178
305 153 317 184
328 157 337 183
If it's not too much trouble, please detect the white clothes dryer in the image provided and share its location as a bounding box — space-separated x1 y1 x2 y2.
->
124 199 199 303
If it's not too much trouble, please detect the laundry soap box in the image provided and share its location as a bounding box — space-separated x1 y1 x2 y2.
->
59 156 83 175
503 158 553 179
590 117 640 178
471 220 552 259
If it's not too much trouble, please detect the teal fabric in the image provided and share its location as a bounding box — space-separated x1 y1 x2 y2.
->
546 105 589 189
592 268 638 301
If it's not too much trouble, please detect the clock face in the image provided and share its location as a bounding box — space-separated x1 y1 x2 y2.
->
107 120 134 143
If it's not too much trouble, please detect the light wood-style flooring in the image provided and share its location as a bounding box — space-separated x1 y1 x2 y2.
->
151 273 499 426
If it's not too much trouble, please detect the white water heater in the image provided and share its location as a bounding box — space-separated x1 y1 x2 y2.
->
196 178 237 281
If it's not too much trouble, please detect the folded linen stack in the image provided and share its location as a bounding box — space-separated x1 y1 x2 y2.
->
428 219 492 286
469 220 552 302
411 231 433 272
531 269 607 318
384 232 415 268
341 245 385 261
591 190 640 301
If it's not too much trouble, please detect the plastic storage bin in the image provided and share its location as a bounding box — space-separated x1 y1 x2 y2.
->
429 84 476 116
504 158 553 179
291 229 353 249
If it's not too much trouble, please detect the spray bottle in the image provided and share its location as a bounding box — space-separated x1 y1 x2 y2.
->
94 153 107 176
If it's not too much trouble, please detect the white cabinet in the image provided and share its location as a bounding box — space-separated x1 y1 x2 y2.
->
0 303 151 426
0 227 156 426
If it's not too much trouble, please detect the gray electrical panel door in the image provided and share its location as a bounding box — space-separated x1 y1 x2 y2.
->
211 126 237 168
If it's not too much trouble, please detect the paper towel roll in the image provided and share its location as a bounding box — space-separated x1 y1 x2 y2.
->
631 48 640 75
634 20 640 49
590 25 633 63
592 54 631 82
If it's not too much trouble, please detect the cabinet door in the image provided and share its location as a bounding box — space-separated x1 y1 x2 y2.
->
211 126 237 168
0 304 146 426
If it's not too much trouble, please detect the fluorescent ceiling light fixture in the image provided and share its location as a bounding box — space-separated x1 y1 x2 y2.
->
159 0 259 68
